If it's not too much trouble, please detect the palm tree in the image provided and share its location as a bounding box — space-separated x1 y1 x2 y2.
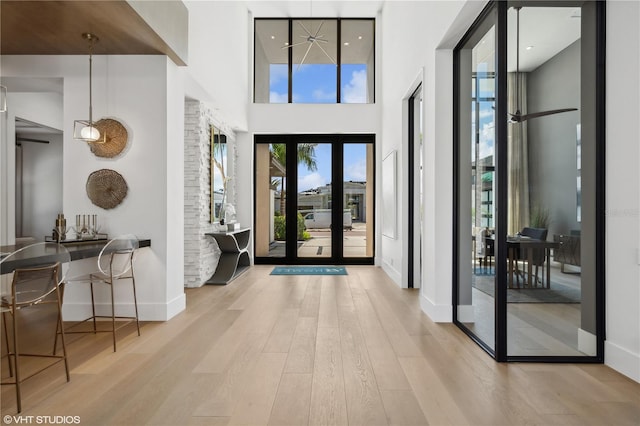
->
270 143 318 216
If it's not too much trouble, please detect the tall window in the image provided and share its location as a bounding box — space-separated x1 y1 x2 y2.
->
254 18 375 103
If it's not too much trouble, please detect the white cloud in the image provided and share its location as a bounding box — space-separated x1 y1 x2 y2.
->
479 122 495 159
298 172 327 192
479 108 494 119
342 70 367 103
270 64 288 85
270 91 288 103
312 88 336 101
345 159 367 181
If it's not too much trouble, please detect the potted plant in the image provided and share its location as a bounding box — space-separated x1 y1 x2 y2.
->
530 205 551 230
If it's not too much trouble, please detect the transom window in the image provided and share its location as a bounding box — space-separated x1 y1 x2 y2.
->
254 18 375 104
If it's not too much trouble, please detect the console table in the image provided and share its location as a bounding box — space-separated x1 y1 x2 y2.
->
205 228 251 285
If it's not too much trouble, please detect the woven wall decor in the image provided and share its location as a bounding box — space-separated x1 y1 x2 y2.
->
86 169 128 209
89 118 128 158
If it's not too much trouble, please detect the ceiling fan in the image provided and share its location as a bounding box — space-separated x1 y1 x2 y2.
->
282 20 336 70
508 7 577 123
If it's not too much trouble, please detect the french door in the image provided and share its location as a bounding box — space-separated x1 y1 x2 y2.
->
254 134 375 265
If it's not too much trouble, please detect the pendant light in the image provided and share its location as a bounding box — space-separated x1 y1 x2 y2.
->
74 33 105 144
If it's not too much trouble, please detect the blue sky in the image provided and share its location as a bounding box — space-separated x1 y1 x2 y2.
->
270 63 368 103
267 59 370 191
297 143 368 192
473 63 495 161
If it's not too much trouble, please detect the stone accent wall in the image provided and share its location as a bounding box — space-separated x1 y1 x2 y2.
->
183 100 236 287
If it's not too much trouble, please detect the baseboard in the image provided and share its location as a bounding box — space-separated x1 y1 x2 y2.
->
381 261 401 287
457 304 475 323
419 292 452 323
605 340 640 383
578 328 597 356
165 293 187 320
62 295 186 322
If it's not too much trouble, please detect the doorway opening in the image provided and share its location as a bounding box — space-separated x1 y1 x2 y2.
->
254 134 375 265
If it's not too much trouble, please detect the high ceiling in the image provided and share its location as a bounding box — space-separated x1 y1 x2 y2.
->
0 1 184 63
255 18 375 65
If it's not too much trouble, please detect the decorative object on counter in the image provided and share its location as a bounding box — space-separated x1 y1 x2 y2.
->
52 213 67 241
219 202 236 227
74 214 101 239
88 118 128 158
86 169 128 209
73 33 106 144
0 84 7 112
46 214 95 242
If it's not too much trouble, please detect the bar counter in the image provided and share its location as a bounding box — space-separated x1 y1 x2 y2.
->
0 239 151 274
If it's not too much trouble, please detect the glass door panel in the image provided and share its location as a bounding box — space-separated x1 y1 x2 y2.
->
255 134 375 265
255 143 286 258
297 143 332 258
506 4 594 357
456 16 496 351
344 143 374 258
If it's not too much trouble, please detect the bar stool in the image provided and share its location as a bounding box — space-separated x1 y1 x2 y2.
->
63 235 140 352
1 242 71 413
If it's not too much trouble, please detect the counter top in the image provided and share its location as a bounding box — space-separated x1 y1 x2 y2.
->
1 239 151 274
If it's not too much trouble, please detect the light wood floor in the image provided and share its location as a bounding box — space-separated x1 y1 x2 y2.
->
464 261 587 356
2 265 639 425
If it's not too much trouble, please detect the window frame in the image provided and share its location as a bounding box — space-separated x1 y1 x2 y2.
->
253 17 376 104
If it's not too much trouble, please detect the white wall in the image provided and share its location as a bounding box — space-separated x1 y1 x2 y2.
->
18 132 63 240
0 55 186 321
604 0 640 383
8 92 63 130
379 1 466 320
1 92 64 245
184 1 250 131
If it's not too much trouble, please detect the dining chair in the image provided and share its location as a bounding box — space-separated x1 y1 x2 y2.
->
514 227 548 287
62 234 140 352
0 242 71 413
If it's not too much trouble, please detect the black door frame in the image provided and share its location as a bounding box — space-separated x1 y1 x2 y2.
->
408 84 422 288
452 0 606 363
254 134 375 265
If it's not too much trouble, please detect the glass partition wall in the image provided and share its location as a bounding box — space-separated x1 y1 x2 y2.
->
454 1 604 362
455 9 498 352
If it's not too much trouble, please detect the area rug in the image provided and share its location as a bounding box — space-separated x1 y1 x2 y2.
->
271 266 348 275
472 276 580 303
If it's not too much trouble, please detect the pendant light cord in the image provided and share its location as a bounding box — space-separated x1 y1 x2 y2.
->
88 36 94 126
82 33 98 128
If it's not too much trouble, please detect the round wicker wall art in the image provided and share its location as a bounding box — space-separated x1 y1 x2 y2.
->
86 169 128 209
89 118 128 158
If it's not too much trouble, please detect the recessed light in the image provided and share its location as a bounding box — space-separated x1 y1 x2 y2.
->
271 35 275 40
358 36 363 40
344 42 349 46
526 45 534 50
284 42 289 46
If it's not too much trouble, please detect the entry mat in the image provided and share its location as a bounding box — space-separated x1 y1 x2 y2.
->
271 266 348 276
